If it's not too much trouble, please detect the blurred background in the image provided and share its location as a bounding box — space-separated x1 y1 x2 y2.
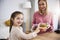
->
0 0 59 39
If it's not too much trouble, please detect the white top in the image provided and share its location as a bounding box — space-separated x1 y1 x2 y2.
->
9 26 37 40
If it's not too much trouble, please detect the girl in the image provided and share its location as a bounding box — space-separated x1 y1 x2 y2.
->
9 11 40 40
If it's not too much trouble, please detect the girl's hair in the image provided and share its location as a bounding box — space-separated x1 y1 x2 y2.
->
9 11 23 32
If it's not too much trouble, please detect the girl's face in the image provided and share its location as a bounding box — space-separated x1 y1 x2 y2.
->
38 1 47 11
13 14 24 26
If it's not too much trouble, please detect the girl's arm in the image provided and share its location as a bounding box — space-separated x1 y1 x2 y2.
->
15 27 38 39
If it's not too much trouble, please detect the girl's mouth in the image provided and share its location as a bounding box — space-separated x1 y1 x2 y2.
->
18 22 21 24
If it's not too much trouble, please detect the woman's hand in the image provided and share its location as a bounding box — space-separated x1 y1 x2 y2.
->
34 25 40 34
38 23 49 32
40 27 47 32
31 24 38 32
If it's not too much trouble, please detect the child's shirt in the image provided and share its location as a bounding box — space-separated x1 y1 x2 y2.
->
9 26 37 40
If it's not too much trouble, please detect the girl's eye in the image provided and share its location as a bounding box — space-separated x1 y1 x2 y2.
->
17 18 20 19
16 17 23 20
42 3 44 5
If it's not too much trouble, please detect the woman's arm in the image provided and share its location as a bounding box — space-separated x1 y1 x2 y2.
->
50 18 53 30
46 15 53 32
32 13 36 25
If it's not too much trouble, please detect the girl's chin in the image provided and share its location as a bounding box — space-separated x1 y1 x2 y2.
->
18 24 22 26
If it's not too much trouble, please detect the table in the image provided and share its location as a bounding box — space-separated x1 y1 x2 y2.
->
30 32 60 40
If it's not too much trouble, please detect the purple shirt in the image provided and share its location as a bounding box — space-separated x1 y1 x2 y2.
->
32 11 53 34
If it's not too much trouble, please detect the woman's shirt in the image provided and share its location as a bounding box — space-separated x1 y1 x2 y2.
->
9 26 37 40
32 11 53 33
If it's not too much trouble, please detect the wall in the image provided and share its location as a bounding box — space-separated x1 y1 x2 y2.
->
0 0 28 25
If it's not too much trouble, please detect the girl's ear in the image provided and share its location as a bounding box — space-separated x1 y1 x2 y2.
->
11 18 13 21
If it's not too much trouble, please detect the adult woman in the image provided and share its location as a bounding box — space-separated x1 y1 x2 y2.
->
32 0 53 34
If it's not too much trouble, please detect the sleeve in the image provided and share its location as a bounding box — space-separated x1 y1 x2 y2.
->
15 28 37 39
47 14 53 32
50 17 53 30
32 13 36 25
45 12 54 32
